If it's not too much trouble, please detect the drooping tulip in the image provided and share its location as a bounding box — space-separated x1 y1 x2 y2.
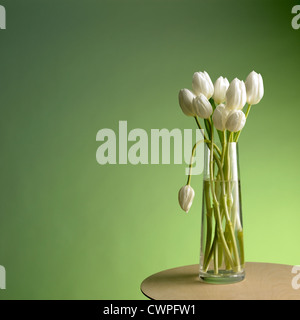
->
192 94 213 119
192 71 214 99
225 110 246 132
178 89 195 116
212 104 229 131
245 71 264 105
178 185 195 213
225 78 247 111
213 76 229 104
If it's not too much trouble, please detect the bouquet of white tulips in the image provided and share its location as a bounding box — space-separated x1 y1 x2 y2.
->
178 70 264 281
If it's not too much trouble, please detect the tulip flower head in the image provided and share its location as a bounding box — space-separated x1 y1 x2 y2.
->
213 76 229 105
192 71 214 99
212 104 229 131
245 71 264 105
178 185 195 213
226 78 247 111
225 110 246 132
176 69 266 278
178 89 195 116
193 94 213 119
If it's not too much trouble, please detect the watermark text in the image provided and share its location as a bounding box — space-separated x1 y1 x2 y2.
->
0 265 5 289
292 5 300 29
96 121 204 175
0 5 5 29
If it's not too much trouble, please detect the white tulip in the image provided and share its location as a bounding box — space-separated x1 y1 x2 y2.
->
178 185 195 213
245 71 264 105
192 71 214 99
212 104 229 131
178 89 196 116
213 76 229 104
225 110 246 132
192 94 213 119
225 78 247 110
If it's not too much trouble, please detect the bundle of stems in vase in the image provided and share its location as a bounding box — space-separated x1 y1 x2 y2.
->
178 70 264 273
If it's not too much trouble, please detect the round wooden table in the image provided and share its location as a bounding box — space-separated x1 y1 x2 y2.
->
141 262 300 300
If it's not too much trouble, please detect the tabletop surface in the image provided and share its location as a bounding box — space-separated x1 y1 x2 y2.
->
141 262 300 300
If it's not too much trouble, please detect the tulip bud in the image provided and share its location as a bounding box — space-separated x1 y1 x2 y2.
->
245 71 264 105
213 76 229 104
225 110 246 132
225 78 247 110
178 89 196 116
212 104 229 131
192 94 213 119
192 71 214 99
178 185 195 213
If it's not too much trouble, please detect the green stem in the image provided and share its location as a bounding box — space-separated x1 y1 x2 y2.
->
218 237 223 269
208 125 235 270
194 117 222 157
212 143 241 271
214 239 218 274
203 181 213 268
221 143 241 271
221 130 227 167
238 230 245 267
194 117 208 140
204 225 218 271
204 119 211 139
194 118 242 272
186 139 214 185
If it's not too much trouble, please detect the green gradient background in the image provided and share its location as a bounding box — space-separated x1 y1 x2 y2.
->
0 0 299 299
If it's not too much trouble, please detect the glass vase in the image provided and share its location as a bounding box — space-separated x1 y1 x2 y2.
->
199 142 245 284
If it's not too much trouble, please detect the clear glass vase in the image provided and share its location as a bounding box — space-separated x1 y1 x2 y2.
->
199 142 245 284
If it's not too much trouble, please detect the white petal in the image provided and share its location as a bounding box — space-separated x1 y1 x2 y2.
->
192 71 214 99
212 104 229 131
213 76 229 104
225 110 246 132
178 185 195 213
178 89 195 116
245 71 264 105
193 94 213 119
226 78 246 110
